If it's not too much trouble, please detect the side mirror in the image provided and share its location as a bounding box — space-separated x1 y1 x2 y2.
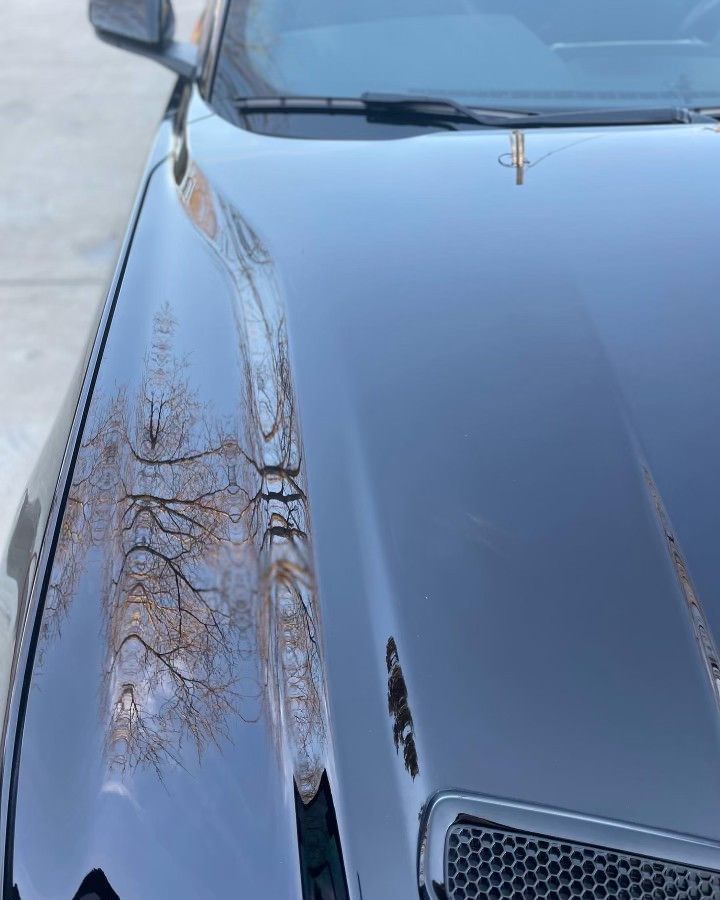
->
89 0 197 79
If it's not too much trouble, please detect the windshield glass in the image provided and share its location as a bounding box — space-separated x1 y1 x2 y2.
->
213 0 720 112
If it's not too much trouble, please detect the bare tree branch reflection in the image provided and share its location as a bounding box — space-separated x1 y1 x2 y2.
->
43 164 329 801
102 309 254 775
643 466 720 708
47 307 262 778
180 165 328 801
386 637 419 779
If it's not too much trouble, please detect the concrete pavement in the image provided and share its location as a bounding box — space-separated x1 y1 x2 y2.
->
0 0 200 550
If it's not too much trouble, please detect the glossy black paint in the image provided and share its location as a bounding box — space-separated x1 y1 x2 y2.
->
7 31 720 900
7 124 334 898
0 116 178 899
211 113 720 896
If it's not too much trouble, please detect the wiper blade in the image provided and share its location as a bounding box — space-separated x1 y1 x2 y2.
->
232 95 715 129
503 106 714 127
359 95 712 128
232 93 534 128
364 97 712 127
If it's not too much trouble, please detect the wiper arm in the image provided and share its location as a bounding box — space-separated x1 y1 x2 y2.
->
360 91 533 126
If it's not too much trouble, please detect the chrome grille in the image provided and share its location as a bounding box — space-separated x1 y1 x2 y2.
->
446 822 720 899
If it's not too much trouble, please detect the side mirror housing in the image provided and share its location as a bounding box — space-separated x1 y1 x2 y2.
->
89 0 197 79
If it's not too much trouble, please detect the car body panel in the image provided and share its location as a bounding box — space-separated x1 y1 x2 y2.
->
8 158 316 899
7 86 720 898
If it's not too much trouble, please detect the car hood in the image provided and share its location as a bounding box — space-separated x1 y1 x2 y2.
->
192 118 720 889
10 110 720 899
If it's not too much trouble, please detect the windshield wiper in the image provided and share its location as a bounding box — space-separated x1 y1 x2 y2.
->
232 93 534 128
232 94 716 129
362 95 715 127
502 106 714 127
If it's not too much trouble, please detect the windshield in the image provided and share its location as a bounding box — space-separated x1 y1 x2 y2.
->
212 0 720 113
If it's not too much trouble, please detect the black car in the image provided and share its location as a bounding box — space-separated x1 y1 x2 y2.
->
4 1 720 897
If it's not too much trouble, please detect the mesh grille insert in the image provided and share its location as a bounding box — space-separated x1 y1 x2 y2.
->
446 822 720 899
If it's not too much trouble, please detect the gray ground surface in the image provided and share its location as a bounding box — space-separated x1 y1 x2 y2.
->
0 0 200 550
